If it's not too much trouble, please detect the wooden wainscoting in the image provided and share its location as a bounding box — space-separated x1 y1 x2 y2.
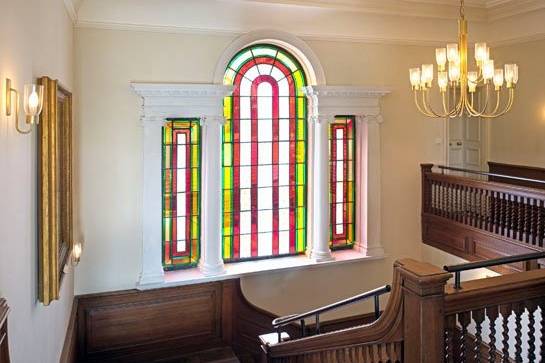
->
0 299 9 363
60 298 79 363
75 279 300 362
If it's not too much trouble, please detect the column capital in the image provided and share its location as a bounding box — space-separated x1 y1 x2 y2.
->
200 115 226 126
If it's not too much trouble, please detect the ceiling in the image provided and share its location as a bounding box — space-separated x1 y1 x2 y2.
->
66 0 545 46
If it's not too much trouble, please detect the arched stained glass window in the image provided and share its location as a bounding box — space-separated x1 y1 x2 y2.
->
222 44 308 261
329 116 355 249
162 119 201 269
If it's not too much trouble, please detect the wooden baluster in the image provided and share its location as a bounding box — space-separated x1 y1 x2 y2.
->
485 190 491 232
529 198 536 245
526 299 538 361
537 200 545 247
472 309 485 363
445 315 456 363
524 198 530 244
510 194 516 239
457 185 462 223
479 189 484 230
486 306 499 363
442 182 447 218
448 183 453 220
512 303 524 362
500 304 512 363
499 192 505 236
493 191 499 234
540 298 545 361
458 312 471 363
517 196 523 242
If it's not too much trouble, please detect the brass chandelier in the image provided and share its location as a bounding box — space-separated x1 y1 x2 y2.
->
409 0 518 118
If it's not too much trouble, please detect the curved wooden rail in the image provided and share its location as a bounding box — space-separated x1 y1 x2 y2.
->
262 259 452 363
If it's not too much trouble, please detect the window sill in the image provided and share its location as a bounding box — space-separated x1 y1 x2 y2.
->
137 249 386 290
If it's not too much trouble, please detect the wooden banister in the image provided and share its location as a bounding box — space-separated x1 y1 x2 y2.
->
260 259 452 363
421 164 545 273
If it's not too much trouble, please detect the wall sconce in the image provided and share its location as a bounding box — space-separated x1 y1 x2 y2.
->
72 241 82 266
5 78 44 134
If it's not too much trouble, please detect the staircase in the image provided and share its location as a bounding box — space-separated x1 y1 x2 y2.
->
156 345 240 363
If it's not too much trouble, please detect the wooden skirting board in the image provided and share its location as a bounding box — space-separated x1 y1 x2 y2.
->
65 279 377 363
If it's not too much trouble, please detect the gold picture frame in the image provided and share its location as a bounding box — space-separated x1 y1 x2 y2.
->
38 76 73 305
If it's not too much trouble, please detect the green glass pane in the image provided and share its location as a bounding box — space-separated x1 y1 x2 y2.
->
229 49 253 72
251 46 277 58
276 51 298 72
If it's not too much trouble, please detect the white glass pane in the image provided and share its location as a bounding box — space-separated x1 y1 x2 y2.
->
336 182 343 203
336 203 343 225
258 165 272 187
240 77 252 96
177 240 186 252
279 97 290 118
258 210 273 233
240 211 251 234
258 142 272 164
240 97 251 120
239 119 251 142
270 66 285 81
178 216 186 239
258 187 272 210
279 141 290 164
240 234 251 258
245 65 260 81
279 119 290 141
257 64 273 76
240 166 251 188
240 189 251 211
279 165 289 186
279 208 290 230
177 193 186 214
336 128 344 139
278 78 289 97
279 186 290 208
177 172 186 194
336 137 343 161
337 160 344 182
258 232 273 256
279 231 290 254
335 223 344 235
240 143 252 166
258 119 272 142
177 146 186 170
177 133 187 145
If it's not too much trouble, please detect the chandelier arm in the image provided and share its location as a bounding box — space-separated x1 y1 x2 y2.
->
414 90 437 117
441 90 459 117
466 83 492 117
423 88 457 118
479 88 515 118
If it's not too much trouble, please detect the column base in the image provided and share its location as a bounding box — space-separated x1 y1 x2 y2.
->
356 244 385 257
137 270 165 289
310 249 335 262
199 262 226 276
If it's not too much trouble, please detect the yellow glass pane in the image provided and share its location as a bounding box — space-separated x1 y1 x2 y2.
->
296 141 305 163
223 144 232 166
223 190 232 213
223 236 232 259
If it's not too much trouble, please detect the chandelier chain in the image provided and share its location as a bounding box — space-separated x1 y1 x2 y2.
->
460 0 465 18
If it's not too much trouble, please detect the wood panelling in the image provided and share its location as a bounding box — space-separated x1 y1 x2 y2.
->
488 162 545 190
0 299 9 363
60 298 78 363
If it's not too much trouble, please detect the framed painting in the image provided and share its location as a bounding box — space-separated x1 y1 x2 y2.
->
37 76 73 305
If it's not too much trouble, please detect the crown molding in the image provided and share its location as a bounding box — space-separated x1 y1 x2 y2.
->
63 0 78 23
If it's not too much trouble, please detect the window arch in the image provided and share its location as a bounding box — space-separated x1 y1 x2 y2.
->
222 44 308 261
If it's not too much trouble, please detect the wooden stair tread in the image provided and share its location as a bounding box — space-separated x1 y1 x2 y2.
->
158 346 240 363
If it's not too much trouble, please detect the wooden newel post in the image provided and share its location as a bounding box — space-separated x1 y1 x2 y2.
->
421 163 434 214
397 259 451 363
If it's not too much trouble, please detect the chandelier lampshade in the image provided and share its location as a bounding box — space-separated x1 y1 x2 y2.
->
410 0 518 118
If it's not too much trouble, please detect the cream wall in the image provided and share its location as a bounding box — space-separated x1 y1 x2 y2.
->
489 39 545 168
0 1 75 362
74 27 446 317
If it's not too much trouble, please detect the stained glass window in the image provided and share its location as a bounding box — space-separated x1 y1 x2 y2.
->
162 119 201 269
222 44 308 261
329 116 355 249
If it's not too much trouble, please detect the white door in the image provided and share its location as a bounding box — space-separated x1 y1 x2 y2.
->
448 115 484 171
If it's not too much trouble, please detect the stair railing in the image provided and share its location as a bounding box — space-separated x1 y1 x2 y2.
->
272 285 391 341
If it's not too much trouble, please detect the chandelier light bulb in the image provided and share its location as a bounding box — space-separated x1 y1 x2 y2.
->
483 59 495 80
422 64 434 87
448 61 460 83
493 69 504 90
504 64 515 87
475 43 488 63
447 43 459 63
438 72 448 92
513 64 519 84
409 68 421 89
436 48 447 70
468 71 478 93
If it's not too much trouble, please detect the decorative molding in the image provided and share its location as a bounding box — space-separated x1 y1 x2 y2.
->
63 0 78 23
304 86 391 121
131 83 233 125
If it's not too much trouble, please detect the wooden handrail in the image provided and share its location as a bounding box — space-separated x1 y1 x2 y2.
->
436 165 545 186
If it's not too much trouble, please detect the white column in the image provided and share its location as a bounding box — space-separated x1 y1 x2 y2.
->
310 115 334 262
199 116 226 275
139 123 165 286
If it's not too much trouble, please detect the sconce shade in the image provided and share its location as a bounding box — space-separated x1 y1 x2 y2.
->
24 84 44 124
